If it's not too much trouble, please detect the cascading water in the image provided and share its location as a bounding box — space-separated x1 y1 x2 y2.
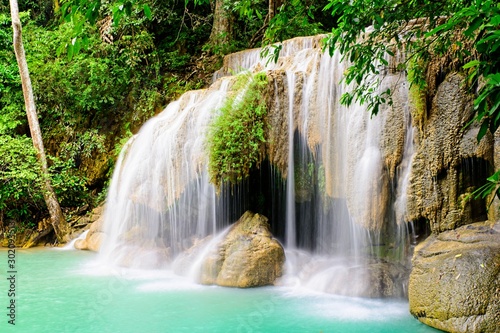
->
100 79 232 268
100 35 414 297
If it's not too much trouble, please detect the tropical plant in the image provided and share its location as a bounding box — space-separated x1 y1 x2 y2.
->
208 72 268 186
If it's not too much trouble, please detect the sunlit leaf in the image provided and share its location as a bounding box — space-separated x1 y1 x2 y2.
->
143 4 152 19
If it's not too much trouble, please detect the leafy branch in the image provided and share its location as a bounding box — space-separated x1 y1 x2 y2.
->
323 0 500 206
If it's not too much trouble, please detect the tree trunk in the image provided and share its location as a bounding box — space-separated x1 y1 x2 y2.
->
9 0 70 243
209 0 234 48
268 0 284 21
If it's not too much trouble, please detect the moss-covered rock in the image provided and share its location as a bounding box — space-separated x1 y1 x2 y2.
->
409 222 500 333
200 211 285 287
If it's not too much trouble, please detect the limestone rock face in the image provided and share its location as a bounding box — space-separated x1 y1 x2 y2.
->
200 211 285 288
409 222 500 333
407 73 494 233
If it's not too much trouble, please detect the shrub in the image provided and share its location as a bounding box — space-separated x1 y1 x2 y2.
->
0 136 43 222
208 72 268 187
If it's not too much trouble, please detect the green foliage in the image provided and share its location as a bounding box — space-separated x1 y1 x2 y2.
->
0 134 91 222
264 0 325 44
323 0 500 132
60 129 106 161
208 72 268 186
323 0 469 115
24 19 160 126
48 156 88 207
0 136 43 221
0 9 165 224
0 14 26 135
59 0 153 57
452 2 500 141
467 170 500 208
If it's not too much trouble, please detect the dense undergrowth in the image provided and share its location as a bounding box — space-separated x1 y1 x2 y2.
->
0 4 210 229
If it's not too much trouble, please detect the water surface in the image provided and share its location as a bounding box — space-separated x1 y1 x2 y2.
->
0 249 440 333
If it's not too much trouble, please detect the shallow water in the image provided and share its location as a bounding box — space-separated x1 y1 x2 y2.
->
0 249 440 333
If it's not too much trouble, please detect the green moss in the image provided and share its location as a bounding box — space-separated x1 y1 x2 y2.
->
407 57 428 128
208 72 268 187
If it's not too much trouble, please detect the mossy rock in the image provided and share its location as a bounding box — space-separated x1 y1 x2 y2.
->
409 222 500 333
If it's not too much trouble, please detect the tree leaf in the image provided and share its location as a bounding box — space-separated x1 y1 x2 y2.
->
464 16 483 37
143 4 152 19
477 119 489 141
463 60 481 69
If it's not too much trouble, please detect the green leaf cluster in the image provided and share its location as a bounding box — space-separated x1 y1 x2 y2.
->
323 0 460 116
468 170 500 206
264 0 325 45
0 14 25 135
0 135 90 223
0 9 167 225
208 72 268 187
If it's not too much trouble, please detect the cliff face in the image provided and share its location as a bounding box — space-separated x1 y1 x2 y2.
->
406 73 495 233
404 71 499 332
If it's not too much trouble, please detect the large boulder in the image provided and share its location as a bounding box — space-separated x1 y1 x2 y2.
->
200 211 285 288
409 222 500 333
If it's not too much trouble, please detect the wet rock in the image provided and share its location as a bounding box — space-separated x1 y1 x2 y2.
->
297 256 409 298
409 222 500 333
265 70 291 175
407 73 495 232
171 236 213 276
74 232 106 252
75 207 106 251
200 211 285 288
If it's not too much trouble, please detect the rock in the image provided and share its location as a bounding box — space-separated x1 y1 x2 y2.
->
407 73 495 233
297 256 409 298
172 236 213 276
200 211 285 288
75 206 106 251
74 238 85 250
409 222 500 333
75 232 106 252
265 70 291 176
342 261 409 298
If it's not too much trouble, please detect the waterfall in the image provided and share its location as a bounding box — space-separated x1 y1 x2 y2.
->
99 35 413 296
100 80 232 268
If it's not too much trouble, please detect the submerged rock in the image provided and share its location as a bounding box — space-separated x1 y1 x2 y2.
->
295 255 409 298
409 222 500 333
200 211 285 288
